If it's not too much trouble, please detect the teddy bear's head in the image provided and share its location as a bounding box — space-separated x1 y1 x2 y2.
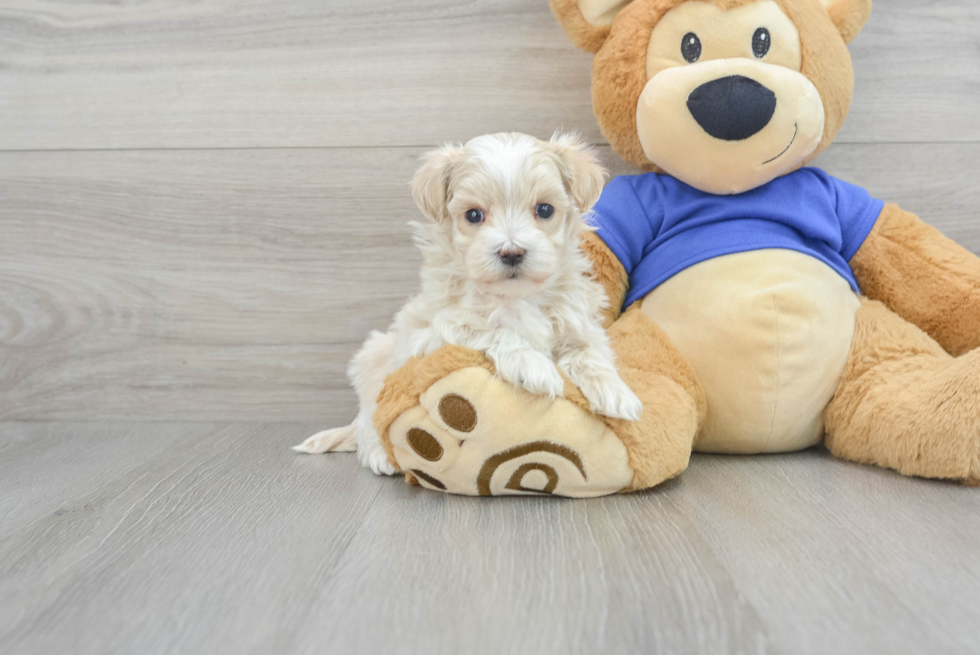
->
551 0 871 194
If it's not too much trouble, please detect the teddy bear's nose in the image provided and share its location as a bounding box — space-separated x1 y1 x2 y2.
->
687 75 777 141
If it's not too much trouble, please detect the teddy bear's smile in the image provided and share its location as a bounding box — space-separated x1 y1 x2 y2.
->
762 122 798 165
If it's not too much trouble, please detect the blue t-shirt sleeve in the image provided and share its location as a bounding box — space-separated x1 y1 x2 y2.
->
590 175 663 275
830 175 885 261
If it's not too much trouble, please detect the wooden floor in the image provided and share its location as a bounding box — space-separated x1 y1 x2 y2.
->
2 1 979 653
1 422 978 655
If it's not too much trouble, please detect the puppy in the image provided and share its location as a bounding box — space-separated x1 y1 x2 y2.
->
293 132 642 475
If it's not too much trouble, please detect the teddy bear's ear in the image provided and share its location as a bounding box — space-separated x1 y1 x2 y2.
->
411 144 466 222
819 0 872 44
546 132 607 213
550 0 637 53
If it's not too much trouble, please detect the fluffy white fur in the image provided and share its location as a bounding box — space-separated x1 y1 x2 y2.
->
293 132 642 475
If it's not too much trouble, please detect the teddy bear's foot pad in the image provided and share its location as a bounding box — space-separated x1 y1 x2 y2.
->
387 367 634 497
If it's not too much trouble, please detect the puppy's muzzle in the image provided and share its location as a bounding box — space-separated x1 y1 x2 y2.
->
499 248 526 268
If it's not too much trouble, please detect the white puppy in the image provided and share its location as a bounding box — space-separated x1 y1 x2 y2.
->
293 132 642 475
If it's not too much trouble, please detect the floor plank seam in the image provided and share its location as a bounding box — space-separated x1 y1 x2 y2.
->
1 140 977 155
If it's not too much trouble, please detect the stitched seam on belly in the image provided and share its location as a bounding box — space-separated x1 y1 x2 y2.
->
761 292 781 453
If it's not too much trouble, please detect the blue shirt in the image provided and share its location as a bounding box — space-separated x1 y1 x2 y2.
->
591 168 885 308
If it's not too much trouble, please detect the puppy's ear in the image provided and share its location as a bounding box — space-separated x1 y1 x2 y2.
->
550 0 637 53
411 144 465 222
546 132 607 213
819 0 872 44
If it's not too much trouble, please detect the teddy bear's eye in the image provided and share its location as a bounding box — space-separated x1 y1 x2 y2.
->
752 28 771 58
681 32 701 63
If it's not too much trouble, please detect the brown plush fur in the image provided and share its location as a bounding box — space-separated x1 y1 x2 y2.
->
556 0 856 171
604 306 707 490
591 0 679 171
824 298 980 483
823 0 872 44
582 230 629 328
549 0 612 54
850 203 980 357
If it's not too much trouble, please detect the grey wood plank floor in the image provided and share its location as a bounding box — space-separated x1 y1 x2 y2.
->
2 422 978 655
3 0 980 653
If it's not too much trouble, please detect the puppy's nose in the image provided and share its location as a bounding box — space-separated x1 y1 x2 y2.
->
687 75 777 141
498 248 526 267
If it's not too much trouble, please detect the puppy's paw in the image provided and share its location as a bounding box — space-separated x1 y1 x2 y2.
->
357 440 397 476
494 349 565 399
576 372 643 421
292 425 357 453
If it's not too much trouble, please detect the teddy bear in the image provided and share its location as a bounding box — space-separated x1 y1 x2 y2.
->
369 0 980 496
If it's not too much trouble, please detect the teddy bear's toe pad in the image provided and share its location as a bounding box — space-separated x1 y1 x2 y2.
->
387 367 634 497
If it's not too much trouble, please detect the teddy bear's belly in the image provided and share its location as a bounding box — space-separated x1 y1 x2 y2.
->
641 249 861 454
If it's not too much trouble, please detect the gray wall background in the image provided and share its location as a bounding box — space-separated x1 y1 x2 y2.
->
2 0 978 424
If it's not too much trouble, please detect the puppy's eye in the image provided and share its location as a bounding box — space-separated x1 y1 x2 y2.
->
681 32 701 63
535 203 555 220
464 209 484 224
752 28 771 58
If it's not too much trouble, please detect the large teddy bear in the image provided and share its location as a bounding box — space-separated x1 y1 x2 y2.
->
371 0 980 496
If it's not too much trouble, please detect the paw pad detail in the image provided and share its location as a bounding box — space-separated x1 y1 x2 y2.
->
410 469 447 490
477 441 586 496
438 393 477 432
407 428 443 461
385 367 634 497
505 463 559 494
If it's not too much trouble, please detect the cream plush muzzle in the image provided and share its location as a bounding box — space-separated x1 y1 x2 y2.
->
636 58 825 194
636 0 825 194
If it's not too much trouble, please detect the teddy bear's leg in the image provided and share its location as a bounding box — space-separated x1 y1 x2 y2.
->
604 306 707 491
375 306 705 495
824 298 980 484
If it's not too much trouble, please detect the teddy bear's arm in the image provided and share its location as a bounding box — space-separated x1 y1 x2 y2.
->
850 203 980 356
582 231 630 329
